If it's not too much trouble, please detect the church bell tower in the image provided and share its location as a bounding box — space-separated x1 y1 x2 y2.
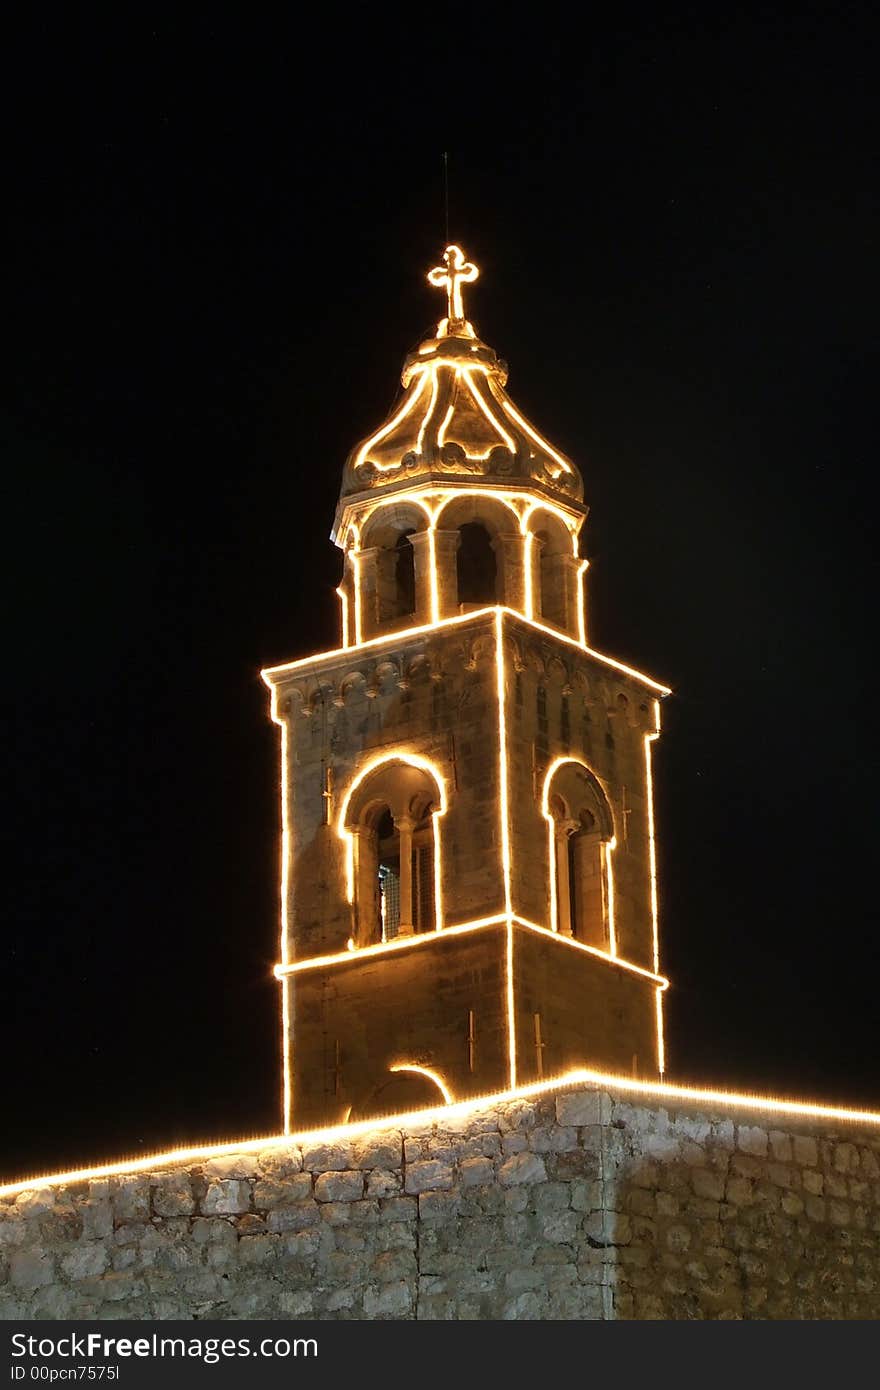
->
262 247 671 1132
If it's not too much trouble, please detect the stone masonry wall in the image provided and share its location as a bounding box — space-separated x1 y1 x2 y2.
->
2 1079 878 1320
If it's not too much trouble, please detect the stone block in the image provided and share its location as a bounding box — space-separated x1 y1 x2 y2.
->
353 1135 403 1170
201 1181 251 1216
529 1126 578 1153
692 1169 725 1202
10 1248 54 1290
61 1243 109 1280
257 1145 303 1177
363 1280 413 1318
769 1132 793 1162
459 1157 494 1188
555 1091 611 1127
204 1154 260 1180
405 1161 453 1194
14 1190 55 1218
498 1152 547 1186
366 1169 401 1197
793 1135 818 1168
737 1126 768 1157
314 1171 364 1203
112 1177 150 1222
151 1174 195 1217
301 1142 354 1172
418 1191 462 1222
267 1202 320 1232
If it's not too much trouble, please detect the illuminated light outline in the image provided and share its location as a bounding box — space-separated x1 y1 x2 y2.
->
495 609 516 1088
645 701 662 975
268 691 294 1132
464 368 517 454
427 526 440 624
281 976 292 1134
336 586 350 649
389 1063 454 1105
523 530 535 619
655 988 666 1076
427 244 479 323
354 371 429 472
519 498 581 554
429 367 504 463
273 915 510 976
541 757 617 952
261 607 671 699
273 913 667 987
499 395 574 477
437 399 455 449
341 485 584 553
416 368 440 456
6 1067 879 1197
576 559 589 647
431 487 522 528
351 549 363 646
336 751 448 934
604 837 618 957
512 915 666 986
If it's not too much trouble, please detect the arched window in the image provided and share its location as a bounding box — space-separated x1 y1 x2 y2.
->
456 522 497 606
545 763 614 948
344 759 444 946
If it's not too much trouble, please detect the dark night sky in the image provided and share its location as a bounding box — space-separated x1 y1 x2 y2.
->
3 13 877 1181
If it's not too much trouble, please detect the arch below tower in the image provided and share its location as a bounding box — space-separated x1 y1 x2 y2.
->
348 1063 453 1122
433 492 525 616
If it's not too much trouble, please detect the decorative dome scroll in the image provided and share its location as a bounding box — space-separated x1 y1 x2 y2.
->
340 246 584 503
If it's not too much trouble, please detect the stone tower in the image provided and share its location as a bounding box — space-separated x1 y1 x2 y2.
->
262 247 671 1132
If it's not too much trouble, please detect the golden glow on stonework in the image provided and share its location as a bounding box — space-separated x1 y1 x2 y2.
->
499 395 574 478
273 914 668 989
5 1068 879 1198
353 371 429 473
495 608 517 1089
336 585 350 649
464 368 517 453
389 1063 454 1105
261 605 671 698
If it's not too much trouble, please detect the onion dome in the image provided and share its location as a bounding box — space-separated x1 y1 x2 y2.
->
339 246 584 506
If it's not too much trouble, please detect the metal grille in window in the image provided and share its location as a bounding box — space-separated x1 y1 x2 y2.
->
414 843 434 931
378 864 401 940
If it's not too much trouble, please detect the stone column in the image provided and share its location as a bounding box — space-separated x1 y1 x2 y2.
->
407 532 434 625
432 529 461 620
495 531 528 614
555 821 577 936
356 547 381 640
396 815 414 936
352 826 378 947
540 553 583 638
570 831 605 947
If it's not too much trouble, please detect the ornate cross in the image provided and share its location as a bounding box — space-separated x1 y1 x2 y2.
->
428 244 479 322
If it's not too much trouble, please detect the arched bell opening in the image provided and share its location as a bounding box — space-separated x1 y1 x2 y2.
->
529 508 578 634
434 493 524 616
344 759 444 946
357 503 431 636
